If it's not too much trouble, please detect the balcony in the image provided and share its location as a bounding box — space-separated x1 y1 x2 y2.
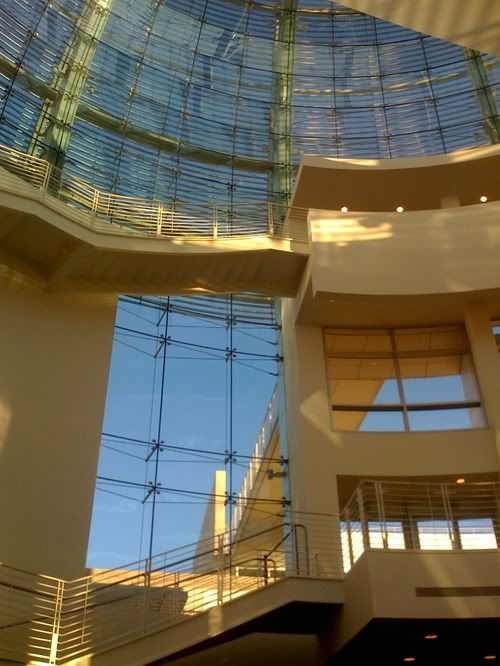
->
0 144 309 296
0 481 498 664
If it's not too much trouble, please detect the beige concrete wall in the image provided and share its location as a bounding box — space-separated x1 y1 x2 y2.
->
0 271 116 578
465 303 500 462
332 550 500 654
281 299 500 520
308 204 500 298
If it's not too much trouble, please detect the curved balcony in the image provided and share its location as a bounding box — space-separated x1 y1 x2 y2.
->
293 146 500 327
0 145 309 296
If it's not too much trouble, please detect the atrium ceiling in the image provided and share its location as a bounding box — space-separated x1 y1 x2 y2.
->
0 0 498 212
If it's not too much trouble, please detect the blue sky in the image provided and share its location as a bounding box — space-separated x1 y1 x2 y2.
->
87 297 278 568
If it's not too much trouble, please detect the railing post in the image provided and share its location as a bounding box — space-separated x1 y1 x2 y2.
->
292 523 310 576
142 558 152 635
49 579 64 665
216 533 225 604
41 162 52 194
80 576 91 648
157 203 163 237
374 481 389 548
344 508 355 569
105 192 111 220
92 189 99 213
213 204 218 239
268 201 274 236
441 484 462 550
357 486 370 552
173 571 180 618
170 200 176 234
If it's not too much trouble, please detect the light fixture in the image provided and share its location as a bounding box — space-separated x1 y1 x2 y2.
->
341 206 349 213
484 657 496 661
456 477 465 484
424 634 438 640
396 206 404 213
403 658 416 663
480 195 488 203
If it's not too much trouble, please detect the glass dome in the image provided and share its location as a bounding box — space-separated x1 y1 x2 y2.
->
0 0 498 209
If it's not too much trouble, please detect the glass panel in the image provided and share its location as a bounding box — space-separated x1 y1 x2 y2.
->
368 521 405 549
332 409 405 432
492 323 500 352
408 407 486 431
400 353 480 404
417 520 453 550
458 518 498 550
328 357 399 405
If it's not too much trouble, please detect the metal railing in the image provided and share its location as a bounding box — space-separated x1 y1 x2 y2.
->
0 144 309 243
0 516 339 665
341 480 500 571
2 483 499 663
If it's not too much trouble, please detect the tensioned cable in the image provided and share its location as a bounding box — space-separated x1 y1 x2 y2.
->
115 325 281 359
95 487 143 503
101 432 285 463
96 475 286 504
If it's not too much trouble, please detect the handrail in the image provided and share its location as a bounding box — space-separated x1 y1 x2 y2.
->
0 143 310 243
341 479 500 572
1 484 499 663
0 516 339 664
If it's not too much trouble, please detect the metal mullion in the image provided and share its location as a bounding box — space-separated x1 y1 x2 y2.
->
373 18 391 158
420 35 447 153
405 401 481 412
332 404 404 413
390 330 410 431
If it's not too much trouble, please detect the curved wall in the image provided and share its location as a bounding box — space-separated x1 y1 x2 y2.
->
308 202 500 298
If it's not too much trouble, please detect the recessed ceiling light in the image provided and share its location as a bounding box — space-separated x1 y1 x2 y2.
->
341 206 348 213
424 634 438 640
396 206 404 213
403 658 416 663
456 477 465 484
480 195 488 203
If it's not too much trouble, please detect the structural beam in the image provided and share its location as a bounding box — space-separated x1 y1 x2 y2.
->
271 0 298 204
29 0 113 169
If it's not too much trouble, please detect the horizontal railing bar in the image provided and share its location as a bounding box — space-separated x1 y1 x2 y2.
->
0 142 309 244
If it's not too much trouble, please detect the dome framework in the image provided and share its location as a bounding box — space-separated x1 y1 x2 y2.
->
0 0 498 212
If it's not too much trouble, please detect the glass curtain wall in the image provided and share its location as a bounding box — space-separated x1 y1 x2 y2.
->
0 0 499 211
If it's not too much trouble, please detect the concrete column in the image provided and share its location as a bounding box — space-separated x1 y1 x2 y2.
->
0 277 116 578
281 298 342 576
465 302 500 466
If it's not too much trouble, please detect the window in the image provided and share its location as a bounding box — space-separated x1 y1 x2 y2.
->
324 326 485 432
492 322 500 352
458 518 498 550
417 520 454 550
